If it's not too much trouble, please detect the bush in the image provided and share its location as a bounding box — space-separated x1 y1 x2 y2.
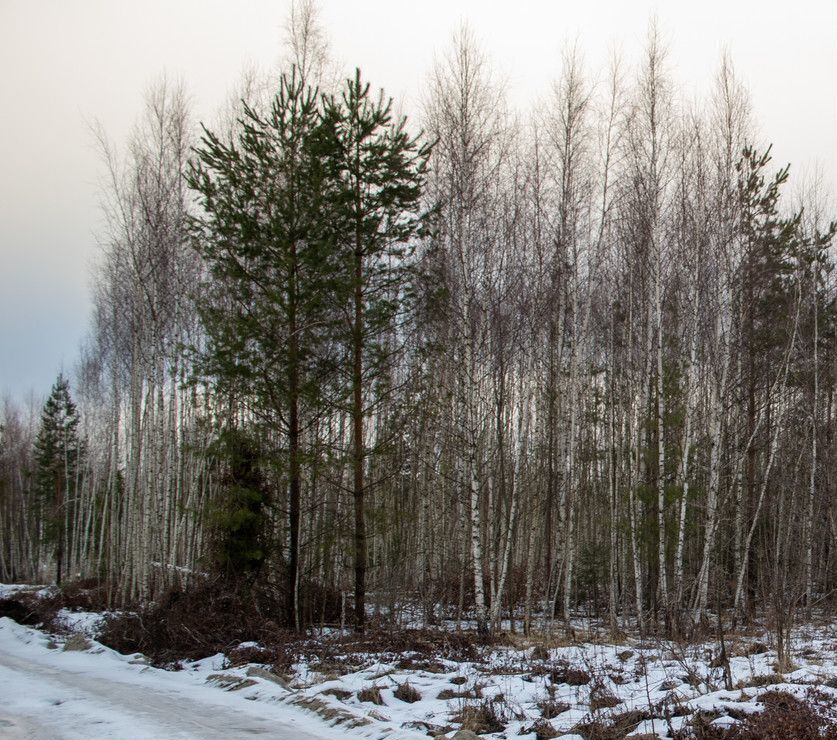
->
97 579 291 667
438 685 481 700
0 580 115 632
589 690 622 711
0 598 42 626
531 644 550 661
538 698 570 719
50 578 113 612
522 718 559 739
573 709 655 740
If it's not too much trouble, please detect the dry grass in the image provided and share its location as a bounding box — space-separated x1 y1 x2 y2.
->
589 679 623 712
438 685 482 700
453 701 506 734
291 695 370 729
393 681 422 703
673 689 837 739
523 718 560 738
550 663 592 686
320 687 352 700
357 686 384 705
573 707 658 740
736 672 784 689
589 692 623 712
538 698 571 719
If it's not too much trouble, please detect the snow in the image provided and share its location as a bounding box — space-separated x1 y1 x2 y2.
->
7 586 837 738
0 617 424 739
54 607 107 636
0 583 50 599
273 628 837 737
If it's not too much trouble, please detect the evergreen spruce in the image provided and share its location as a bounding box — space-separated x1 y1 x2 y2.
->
207 426 269 585
33 373 83 585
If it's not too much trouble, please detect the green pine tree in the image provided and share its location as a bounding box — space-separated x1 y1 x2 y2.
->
188 68 341 630
738 145 800 370
323 69 432 632
34 373 83 585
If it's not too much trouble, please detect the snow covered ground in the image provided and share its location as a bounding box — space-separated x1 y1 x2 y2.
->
5 582 837 738
0 613 422 739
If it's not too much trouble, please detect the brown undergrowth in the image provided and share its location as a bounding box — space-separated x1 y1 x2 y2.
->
675 689 837 739
98 580 293 668
93 580 497 670
0 579 112 632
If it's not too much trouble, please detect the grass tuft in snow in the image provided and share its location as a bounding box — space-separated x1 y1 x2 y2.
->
393 680 422 703
453 699 507 734
357 685 384 705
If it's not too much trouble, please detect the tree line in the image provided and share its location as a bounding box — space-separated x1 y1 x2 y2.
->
1 8 835 638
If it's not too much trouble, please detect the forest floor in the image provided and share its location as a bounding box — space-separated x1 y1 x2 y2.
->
4 584 837 739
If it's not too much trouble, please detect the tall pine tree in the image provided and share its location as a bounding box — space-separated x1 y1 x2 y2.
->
188 68 341 630
324 70 432 632
34 373 83 586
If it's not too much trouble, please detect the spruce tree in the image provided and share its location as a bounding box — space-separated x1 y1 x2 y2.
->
207 426 269 585
34 373 83 585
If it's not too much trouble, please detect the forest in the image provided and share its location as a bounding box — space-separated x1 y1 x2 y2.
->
1 3 835 652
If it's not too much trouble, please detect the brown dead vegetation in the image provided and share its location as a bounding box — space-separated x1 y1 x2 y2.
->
674 689 837 739
98 581 293 667
357 685 384 704
453 700 507 734
0 580 113 633
393 681 422 703
573 707 656 740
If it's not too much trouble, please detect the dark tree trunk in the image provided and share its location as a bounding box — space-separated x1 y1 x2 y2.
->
287 239 301 631
352 246 366 633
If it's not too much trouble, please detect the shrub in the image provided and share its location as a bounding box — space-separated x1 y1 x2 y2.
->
0 598 42 626
589 679 623 712
438 686 481 700
531 644 550 661
524 718 559 739
97 579 292 667
674 690 837 739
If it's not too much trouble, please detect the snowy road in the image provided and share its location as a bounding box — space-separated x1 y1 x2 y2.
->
0 648 325 739
0 617 407 739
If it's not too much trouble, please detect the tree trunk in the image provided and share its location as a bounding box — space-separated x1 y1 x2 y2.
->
352 246 366 633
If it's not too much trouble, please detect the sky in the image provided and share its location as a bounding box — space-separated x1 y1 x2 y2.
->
1 0 835 403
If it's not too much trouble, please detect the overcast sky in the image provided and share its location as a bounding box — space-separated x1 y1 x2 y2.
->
1 0 835 402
